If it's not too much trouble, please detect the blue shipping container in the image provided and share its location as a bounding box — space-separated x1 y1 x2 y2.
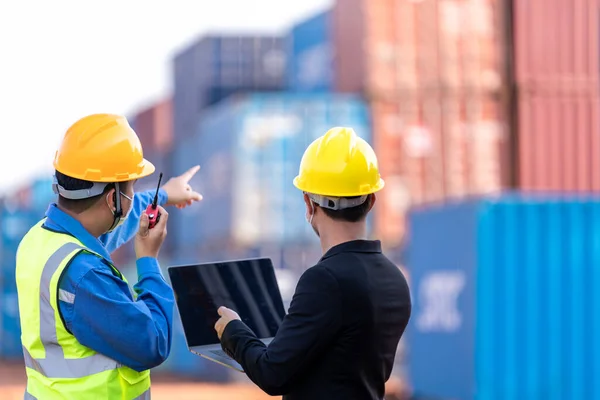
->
287 10 334 92
0 286 22 359
406 196 600 400
173 35 287 141
170 92 371 248
1 206 38 253
30 176 57 214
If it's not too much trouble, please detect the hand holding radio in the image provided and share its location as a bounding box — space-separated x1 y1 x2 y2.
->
135 204 168 259
146 173 163 229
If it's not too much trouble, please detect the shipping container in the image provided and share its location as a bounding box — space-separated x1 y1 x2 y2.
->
406 195 600 399
372 91 507 246
30 176 56 214
132 98 173 154
169 92 372 249
0 286 21 359
517 94 600 192
333 0 508 97
128 115 137 131
513 0 600 95
137 148 171 193
1 204 38 251
2 178 56 217
173 35 287 141
287 10 334 92
512 0 600 192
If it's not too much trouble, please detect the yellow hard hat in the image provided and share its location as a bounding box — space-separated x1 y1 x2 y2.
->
53 114 155 183
293 127 384 199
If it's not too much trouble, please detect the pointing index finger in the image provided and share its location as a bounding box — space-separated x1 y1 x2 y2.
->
182 165 200 182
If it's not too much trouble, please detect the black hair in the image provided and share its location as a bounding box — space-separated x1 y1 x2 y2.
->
320 194 374 223
55 170 125 214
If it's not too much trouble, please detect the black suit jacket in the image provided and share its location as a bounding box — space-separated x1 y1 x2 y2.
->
221 240 412 400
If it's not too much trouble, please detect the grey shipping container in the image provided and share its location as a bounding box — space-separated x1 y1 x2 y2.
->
172 35 287 142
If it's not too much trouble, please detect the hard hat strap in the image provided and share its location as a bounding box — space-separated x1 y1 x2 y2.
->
306 193 368 211
52 175 110 200
107 182 123 231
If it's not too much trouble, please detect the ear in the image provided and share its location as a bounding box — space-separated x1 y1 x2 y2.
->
303 193 313 214
106 186 117 211
368 194 376 212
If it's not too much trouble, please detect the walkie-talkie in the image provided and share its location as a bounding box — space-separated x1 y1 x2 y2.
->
146 172 163 229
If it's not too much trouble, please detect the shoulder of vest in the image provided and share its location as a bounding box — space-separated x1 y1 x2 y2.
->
22 220 124 280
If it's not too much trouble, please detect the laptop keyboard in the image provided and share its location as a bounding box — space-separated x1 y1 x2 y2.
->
210 349 230 358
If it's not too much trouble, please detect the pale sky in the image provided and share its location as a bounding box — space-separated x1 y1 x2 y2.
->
0 0 331 194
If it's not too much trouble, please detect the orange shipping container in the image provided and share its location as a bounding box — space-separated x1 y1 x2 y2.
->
374 93 507 245
333 0 508 97
517 94 600 192
513 0 600 192
133 98 173 154
513 0 599 95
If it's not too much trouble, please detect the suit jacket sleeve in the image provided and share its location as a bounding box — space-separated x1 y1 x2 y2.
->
220 265 342 396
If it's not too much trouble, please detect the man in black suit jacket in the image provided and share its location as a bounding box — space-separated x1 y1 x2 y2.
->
215 127 412 400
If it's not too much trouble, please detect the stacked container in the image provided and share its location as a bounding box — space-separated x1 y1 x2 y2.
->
131 98 174 191
168 92 372 259
406 195 600 399
0 199 38 359
287 10 334 92
330 0 511 247
513 0 600 192
173 35 287 142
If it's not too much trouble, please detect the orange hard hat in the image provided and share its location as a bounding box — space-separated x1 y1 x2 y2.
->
53 114 155 183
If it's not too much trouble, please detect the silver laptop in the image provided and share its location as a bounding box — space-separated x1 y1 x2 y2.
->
168 258 286 372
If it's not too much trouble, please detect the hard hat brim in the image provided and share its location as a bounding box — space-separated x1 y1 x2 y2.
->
54 158 156 183
134 159 156 181
293 176 385 197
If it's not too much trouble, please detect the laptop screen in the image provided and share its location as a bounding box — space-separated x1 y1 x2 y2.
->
168 258 287 348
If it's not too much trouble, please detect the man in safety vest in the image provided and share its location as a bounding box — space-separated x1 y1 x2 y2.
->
16 114 202 399
214 127 412 399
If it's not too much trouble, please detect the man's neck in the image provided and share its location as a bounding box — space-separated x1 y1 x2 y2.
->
57 204 106 238
318 222 367 255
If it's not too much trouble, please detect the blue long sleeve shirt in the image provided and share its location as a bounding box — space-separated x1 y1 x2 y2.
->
42 189 174 372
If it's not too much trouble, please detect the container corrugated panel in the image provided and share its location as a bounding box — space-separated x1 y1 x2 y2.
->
513 0 599 95
517 94 600 192
0 286 21 359
136 148 171 192
169 92 371 249
372 92 508 246
1 206 38 252
132 98 173 154
287 10 334 92
333 0 507 97
172 35 287 141
406 195 600 399
128 115 136 131
0 205 34 359
513 0 600 192
169 120 235 250
30 177 56 215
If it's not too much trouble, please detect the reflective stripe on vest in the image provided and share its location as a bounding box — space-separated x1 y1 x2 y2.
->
24 388 151 400
17 221 152 400
22 242 120 379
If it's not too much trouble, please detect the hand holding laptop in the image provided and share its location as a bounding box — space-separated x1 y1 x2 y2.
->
214 306 241 339
168 258 286 372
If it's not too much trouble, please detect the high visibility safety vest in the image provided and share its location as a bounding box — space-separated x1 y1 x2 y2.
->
16 220 151 400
